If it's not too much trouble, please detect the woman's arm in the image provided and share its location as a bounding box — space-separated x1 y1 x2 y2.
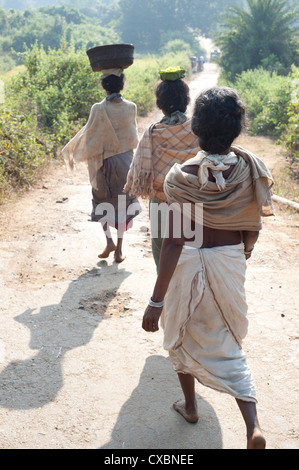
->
242 230 259 259
142 211 184 332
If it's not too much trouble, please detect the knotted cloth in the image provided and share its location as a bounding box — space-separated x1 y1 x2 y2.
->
163 145 274 231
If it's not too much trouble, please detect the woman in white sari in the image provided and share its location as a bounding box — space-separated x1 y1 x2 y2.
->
142 86 274 449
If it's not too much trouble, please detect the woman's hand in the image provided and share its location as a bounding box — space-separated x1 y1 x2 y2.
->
142 209 184 333
142 305 163 332
242 231 259 261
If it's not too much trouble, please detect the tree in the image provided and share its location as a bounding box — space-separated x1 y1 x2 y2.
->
215 0 299 78
0 5 120 73
117 0 245 52
118 0 181 52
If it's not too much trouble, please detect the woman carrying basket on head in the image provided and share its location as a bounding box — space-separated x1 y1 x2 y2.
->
62 68 141 263
124 66 201 270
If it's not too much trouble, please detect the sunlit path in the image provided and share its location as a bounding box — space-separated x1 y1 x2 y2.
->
188 63 220 114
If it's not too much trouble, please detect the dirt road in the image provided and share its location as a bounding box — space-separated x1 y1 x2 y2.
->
0 63 298 449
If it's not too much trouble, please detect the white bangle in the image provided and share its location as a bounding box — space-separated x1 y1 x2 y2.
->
244 247 254 255
148 298 164 308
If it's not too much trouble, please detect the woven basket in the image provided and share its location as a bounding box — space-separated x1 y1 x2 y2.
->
86 44 134 72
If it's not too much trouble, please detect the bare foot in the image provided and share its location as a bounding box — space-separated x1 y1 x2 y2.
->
98 244 116 259
114 250 126 263
247 428 266 449
173 399 199 423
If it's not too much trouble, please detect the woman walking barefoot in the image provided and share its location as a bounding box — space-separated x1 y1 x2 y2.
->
125 67 201 270
142 86 274 449
63 70 141 263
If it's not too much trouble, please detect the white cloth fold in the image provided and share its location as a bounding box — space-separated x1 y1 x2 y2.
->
101 68 123 79
162 243 248 350
196 150 239 190
161 244 257 402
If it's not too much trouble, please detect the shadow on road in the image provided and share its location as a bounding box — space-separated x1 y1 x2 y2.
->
100 355 223 449
0 263 131 410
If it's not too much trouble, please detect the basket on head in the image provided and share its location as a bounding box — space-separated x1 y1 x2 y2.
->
86 44 134 72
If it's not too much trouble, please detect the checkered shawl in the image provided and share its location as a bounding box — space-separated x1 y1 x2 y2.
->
124 119 201 202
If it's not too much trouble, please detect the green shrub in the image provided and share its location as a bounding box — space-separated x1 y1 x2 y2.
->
0 108 48 201
231 69 292 136
124 58 159 116
219 68 290 134
6 44 104 145
279 66 299 161
0 44 193 201
220 66 299 161
161 39 192 57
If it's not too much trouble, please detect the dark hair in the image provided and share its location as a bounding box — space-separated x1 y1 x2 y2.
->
191 86 246 154
101 74 125 94
155 79 190 116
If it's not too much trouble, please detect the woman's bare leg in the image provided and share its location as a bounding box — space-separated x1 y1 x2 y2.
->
236 399 266 449
114 230 126 263
98 224 116 258
173 373 199 423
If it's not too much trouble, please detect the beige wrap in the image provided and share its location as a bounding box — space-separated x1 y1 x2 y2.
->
62 99 138 189
164 145 274 231
162 244 257 401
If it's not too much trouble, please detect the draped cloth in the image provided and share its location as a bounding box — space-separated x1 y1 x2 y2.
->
100 68 123 80
196 150 239 190
161 244 257 402
62 98 138 191
124 119 201 202
160 145 275 402
164 145 274 231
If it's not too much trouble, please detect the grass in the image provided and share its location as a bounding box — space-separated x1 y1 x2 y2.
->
236 132 299 206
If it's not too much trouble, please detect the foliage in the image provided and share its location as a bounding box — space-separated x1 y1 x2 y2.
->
6 44 104 145
0 43 192 200
279 65 299 160
0 108 48 200
0 5 119 73
161 39 192 57
0 44 102 199
0 0 114 9
215 0 299 79
226 68 292 136
220 65 299 161
117 0 244 53
0 0 247 69
125 59 160 116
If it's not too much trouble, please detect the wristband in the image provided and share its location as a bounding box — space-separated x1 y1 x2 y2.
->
244 247 254 255
148 298 164 308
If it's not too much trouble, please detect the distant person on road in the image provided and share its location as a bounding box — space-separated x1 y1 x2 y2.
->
190 56 197 73
142 86 274 449
197 56 204 72
62 70 141 263
124 66 201 270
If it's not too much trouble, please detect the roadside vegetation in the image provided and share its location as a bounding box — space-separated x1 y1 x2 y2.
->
0 0 298 203
0 43 192 202
215 0 299 203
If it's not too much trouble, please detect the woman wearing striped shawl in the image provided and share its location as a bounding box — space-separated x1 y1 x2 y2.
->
124 68 201 269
